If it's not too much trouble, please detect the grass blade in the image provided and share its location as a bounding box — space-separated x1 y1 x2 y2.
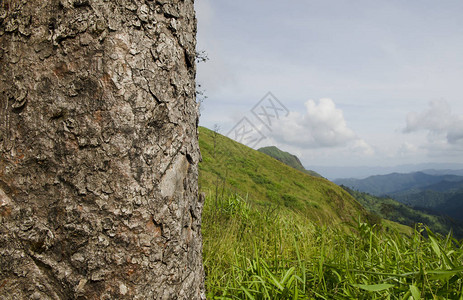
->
409 284 420 300
240 286 256 300
352 283 395 292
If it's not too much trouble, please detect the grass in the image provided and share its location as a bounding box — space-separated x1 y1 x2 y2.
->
198 126 463 299
203 192 463 299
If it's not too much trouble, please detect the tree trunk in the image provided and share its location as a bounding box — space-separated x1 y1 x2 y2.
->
0 0 204 299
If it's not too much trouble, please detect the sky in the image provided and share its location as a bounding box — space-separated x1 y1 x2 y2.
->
195 0 463 178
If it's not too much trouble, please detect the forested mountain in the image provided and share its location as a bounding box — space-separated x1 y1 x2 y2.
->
336 172 463 227
258 146 323 178
341 186 463 238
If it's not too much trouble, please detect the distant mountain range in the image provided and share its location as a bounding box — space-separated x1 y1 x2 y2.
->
335 172 463 223
421 169 463 176
335 172 463 196
311 164 463 180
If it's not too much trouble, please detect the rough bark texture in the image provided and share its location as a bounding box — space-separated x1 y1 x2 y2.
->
0 0 204 299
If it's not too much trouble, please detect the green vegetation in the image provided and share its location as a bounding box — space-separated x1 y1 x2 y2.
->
336 172 463 233
199 126 463 299
342 186 463 239
258 146 323 178
433 192 463 223
199 127 370 228
203 193 463 299
392 189 463 224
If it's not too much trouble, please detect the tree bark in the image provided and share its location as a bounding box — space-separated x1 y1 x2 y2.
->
0 0 204 299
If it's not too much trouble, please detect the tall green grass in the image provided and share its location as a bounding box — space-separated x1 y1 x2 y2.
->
202 191 463 299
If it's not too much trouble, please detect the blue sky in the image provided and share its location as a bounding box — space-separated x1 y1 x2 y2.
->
195 0 463 173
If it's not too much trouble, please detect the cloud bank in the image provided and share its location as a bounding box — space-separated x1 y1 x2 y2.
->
404 100 463 146
269 98 374 155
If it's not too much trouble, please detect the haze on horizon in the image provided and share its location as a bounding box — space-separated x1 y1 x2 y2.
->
195 0 463 177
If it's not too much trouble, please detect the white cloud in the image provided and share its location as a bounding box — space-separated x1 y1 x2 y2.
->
404 100 463 145
351 139 375 156
404 100 452 133
269 98 367 150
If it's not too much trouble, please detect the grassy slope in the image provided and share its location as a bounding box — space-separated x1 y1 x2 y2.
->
198 127 463 299
198 127 368 228
257 146 323 178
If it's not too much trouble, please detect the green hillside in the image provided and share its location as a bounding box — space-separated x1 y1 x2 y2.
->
258 146 323 178
390 180 463 222
199 127 369 227
433 192 463 222
198 126 463 299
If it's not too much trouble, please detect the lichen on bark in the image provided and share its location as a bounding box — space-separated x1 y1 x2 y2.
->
0 0 204 299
